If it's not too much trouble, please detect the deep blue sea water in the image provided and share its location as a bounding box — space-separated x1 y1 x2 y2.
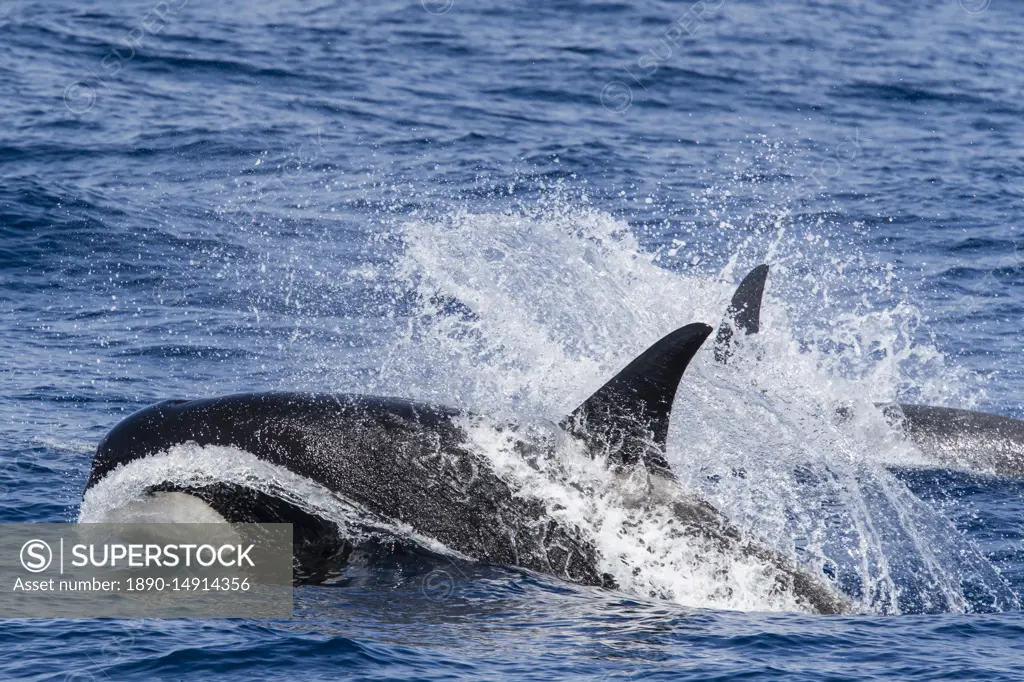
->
2 0 1024 679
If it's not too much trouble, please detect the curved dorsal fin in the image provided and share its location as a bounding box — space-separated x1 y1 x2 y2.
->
714 264 769 363
560 323 713 475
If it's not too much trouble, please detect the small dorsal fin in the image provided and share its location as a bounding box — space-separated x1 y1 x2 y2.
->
560 323 713 475
714 264 769 363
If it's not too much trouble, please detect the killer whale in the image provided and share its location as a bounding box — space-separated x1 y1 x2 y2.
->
880 403 1024 478
83 322 848 614
716 264 1024 478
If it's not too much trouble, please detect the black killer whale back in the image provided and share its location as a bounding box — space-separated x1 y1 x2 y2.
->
90 392 613 584
88 323 714 488
85 324 714 584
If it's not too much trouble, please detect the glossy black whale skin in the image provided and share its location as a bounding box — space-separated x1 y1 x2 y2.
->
88 392 613 586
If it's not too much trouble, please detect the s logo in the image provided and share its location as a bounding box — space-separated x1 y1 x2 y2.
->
20 539 52 573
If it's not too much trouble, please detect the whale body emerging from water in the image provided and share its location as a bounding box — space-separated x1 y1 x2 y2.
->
717 264 1024 478
83 322 848 614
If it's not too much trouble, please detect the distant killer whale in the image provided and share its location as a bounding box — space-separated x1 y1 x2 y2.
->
716 264 1024 478
84 321 848 614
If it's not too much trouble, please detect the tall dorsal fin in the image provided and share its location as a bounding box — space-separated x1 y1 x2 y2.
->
714 264 769 363
560 323 713 476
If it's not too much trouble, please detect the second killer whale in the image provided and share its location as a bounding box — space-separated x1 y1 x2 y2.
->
715 264 1024 478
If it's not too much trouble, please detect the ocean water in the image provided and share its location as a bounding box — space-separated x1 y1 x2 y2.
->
2 0 1024 678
